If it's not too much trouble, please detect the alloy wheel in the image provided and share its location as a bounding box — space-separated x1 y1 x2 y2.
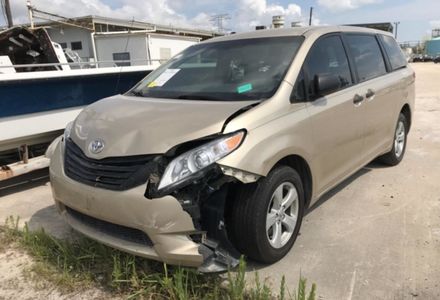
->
394 120 405 158
266 182 299 249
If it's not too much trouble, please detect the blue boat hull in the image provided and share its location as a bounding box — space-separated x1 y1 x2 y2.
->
0 70 151 118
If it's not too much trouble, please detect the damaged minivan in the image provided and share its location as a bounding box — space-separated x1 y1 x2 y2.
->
48 26 415 272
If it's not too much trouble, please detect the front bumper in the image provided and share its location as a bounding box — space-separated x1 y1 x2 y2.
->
50 139 206 268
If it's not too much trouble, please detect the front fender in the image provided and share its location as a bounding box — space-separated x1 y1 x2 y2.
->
218 109 315 178
45 135 63 159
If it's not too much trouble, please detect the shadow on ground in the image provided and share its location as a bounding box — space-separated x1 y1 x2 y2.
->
16 161 390 272
246 160 389 271
28 205 72 239
0 168 49 197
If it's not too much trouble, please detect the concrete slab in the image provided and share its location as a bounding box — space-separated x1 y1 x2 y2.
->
0 169 70 239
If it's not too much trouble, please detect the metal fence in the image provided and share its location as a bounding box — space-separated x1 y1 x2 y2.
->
0 59 164 70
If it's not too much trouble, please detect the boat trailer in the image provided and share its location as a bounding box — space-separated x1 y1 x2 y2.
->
0 144 50 181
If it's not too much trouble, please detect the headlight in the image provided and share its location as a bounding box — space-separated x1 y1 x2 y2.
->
158 130 245 191
64 121 73 141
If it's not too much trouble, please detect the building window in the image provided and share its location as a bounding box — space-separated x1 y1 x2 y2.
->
59 42 67 49
71 41 83 50
160 47 171 61
113 52 131 66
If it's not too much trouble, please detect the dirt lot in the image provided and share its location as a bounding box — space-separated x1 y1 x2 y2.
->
1 63 440 299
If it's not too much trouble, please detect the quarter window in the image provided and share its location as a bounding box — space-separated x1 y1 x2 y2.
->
346 35 386 82
304 35 352 99
291 70 306 102
380 35 407 70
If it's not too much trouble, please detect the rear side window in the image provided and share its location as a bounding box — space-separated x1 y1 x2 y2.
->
380 35 407 70
304 35 352 99
346 35 386 82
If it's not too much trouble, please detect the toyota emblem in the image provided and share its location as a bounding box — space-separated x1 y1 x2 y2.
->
89 139 105 154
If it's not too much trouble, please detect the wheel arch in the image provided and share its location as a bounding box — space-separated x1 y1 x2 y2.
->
272 155 313 209
401 104 412 132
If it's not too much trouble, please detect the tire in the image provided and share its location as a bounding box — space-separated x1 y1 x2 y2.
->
379 113 408 166
226 165 305 263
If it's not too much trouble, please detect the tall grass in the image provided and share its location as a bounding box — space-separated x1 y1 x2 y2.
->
1 216 316 299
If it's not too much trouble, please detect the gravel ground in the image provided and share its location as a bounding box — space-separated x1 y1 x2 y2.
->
1 62 439 299
0 249 117 300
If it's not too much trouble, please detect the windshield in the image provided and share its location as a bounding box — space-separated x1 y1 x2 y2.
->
128 36 304 101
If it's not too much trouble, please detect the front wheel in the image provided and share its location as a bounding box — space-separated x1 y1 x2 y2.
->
226 166 305 263
379 113 408 166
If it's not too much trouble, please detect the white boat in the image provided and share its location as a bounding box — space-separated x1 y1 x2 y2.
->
0 26 155 179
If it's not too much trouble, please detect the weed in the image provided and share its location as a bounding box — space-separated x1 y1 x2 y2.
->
1 216 317 299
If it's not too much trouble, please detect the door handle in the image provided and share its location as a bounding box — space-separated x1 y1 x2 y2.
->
353 94 364 105
366 89 375 98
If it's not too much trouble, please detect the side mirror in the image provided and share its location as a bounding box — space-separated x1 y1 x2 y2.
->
314 73 341 96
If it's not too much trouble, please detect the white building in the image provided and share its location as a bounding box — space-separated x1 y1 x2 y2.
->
93 32 199 67
41 15 220 65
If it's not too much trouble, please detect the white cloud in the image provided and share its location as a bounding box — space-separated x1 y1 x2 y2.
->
234 0 302 31
430 20 440 28
317 0 379 12
5 0 306 33
8 0 216 30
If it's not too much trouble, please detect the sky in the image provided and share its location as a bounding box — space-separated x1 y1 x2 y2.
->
1 0 439 42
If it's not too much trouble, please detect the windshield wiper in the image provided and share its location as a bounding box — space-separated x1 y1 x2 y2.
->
176 94 227 101
128 90 145 97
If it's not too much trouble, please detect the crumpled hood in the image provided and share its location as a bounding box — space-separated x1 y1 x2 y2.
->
70 95 257 159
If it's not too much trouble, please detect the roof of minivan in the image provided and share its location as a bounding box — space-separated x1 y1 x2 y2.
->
202 25 393 44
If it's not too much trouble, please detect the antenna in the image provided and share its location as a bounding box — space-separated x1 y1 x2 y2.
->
210 14 230 33
114 17 135 94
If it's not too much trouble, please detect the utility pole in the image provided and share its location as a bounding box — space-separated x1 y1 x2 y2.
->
26 0 34 29
210 14 230 34
4 0 13 27
309 7 313 26
394 21 400 40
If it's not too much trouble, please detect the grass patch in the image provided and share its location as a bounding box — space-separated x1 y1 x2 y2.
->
1 216 316 299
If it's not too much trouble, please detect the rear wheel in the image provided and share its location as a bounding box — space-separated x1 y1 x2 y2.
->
227 166 304 263
379 113 408 166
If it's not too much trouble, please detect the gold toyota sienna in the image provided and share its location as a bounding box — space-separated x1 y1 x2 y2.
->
48 26 415 272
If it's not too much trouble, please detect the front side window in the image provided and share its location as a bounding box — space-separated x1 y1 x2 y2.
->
346 35 386 82
380 35 407 71
129 36 304 101
304 35 352 99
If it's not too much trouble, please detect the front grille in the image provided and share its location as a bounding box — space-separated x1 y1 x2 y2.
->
66 206 153 246
64 138 156 191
